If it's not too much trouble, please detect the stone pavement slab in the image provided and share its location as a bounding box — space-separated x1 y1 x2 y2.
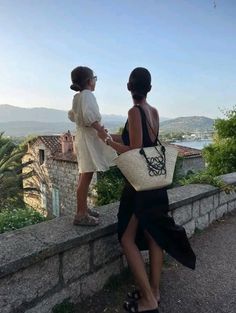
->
160 210 236 313
75 210 236 313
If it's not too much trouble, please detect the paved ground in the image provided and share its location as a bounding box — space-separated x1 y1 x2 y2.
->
75 210 236 313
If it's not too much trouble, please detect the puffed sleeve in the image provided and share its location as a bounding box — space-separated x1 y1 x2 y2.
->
68 96 76 122
82 92 101 126
68 109 75 122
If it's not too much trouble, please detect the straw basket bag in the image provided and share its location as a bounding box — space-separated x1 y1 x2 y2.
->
114 140 178 192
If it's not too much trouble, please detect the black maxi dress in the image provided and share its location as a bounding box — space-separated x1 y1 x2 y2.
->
117 106 196 270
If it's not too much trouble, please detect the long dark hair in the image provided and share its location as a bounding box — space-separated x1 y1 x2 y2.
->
70 66 94 92
128 67 151 101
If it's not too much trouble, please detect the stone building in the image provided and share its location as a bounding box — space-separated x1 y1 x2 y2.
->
171 144 205 176
22 131 97 217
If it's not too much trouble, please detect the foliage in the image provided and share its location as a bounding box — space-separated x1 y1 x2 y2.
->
0 133 36 210
0 206 47 234
202 107 236 175
179 169 235 193
171 156 185 186
94 167 124 206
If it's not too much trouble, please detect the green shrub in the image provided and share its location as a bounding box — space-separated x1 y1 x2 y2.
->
203 107 236 175
94 167 124 206
179 169 235 193
0 206 47 234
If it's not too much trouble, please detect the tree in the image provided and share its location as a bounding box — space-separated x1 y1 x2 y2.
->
0 133 34 210
203 107 236 175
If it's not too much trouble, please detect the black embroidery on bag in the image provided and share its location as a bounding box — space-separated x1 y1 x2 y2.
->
140 146 166 177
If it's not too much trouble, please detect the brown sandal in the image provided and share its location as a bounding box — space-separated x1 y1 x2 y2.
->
88 208 100 218
73 214 99 226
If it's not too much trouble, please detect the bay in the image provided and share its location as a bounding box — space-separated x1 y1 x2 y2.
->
171 139 213 150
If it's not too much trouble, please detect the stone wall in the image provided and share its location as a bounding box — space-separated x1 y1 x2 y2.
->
1 173 235 313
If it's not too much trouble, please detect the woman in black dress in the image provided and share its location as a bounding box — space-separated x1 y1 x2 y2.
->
98 67 196 313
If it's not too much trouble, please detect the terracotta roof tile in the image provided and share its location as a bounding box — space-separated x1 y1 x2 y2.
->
53 152 77 163
169 143 202 157
38 136 62 154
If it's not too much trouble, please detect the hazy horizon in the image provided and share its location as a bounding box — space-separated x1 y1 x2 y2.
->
0 1 235 119
0 103 217 120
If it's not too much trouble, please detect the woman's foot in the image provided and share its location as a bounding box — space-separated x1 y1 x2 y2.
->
127 288 160 305
152 290 161 305
73 214 99 226
124 298 158 312
151 289 160 305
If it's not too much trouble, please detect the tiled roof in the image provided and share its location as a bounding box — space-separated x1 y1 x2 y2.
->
53 152 77 163
169 144 202 157
38 136 62 154
31 135 77 163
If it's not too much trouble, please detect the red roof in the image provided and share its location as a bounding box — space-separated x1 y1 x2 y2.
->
33 135 77 163
38 136 62 154
169 143 202 157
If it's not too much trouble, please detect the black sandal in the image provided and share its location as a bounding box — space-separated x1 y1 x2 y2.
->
127 289 160 305
127 289 141 300
123 300 159 313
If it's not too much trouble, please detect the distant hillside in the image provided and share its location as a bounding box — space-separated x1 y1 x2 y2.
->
0 105 214 137
160 116 214 133
0 104 127 136
0 104 126 124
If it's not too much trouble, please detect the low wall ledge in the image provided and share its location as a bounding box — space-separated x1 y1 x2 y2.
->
0 172 235 279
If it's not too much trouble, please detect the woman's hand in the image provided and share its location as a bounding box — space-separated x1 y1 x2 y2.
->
97 126 110 142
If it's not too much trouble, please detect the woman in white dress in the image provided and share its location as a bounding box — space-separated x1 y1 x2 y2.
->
68 66 116 226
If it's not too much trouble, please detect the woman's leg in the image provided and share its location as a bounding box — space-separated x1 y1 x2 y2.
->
121 215 157 310
76 172 93 216
145 231 163 302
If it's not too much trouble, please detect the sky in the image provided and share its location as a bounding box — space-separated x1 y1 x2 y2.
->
0 0 235 118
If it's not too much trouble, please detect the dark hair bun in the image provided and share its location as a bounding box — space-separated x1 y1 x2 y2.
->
70 66 93 92
70 83 81 92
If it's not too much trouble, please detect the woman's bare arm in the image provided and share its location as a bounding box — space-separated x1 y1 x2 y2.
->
110 134 123 143
97 107 142 153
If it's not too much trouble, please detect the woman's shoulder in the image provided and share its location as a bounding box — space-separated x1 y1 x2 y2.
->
80 89 97 102
147 104 159 120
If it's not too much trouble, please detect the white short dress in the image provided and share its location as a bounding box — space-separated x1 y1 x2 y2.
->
68 90 117 173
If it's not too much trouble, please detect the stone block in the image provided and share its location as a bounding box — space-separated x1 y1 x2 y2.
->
62 245 90 284
172 204 192 225
213 193 219 209
200 196 214 215
66 279 81 303
0 256 59 312
80 259 122 299
192 201 200 218
216 204 227 219
196 214 209 230
25 280 81 313
228 201 236 213
93 234 122 267
209 210 216 224
25 289 69 313
183 219 195 238
219 191 236 205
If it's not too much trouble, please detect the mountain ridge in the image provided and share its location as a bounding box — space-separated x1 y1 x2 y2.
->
0 104 214 137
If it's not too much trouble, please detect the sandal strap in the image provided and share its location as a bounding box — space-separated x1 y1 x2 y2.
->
127 289 141 300
123 300 138 312
73 214 99 226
